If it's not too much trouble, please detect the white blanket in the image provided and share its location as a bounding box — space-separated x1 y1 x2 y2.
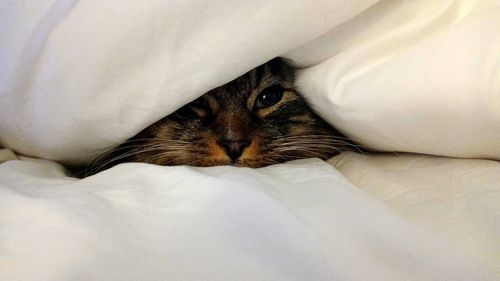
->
0 151 498 280
1 0 499 164
1 0 500 280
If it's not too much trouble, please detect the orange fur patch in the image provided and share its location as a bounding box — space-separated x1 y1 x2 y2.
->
240 137 260 161
206 136 230 163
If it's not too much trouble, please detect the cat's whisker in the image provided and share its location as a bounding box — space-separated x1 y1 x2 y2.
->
116 135 190 143
187 157 212 166
271 139 344 145
272 140 346 147
266 151 302 160
271 134 353 141
85 145 154 175
271 137 349 144
88 145 154 163
88 142 169 161
86 146 174 175
274 142 346 150
276 145 339 153
271 134 360 143
272 138 364 154
262 156 281 164
274 145 340 157
273 135 375 154
141 154 179 165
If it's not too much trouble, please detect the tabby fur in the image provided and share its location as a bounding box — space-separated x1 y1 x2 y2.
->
84 58 350 175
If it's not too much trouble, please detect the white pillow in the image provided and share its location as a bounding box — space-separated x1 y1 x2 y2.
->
292 0 500 160
0 0 376 165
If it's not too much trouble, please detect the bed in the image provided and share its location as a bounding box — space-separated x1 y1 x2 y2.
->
1 0 499 280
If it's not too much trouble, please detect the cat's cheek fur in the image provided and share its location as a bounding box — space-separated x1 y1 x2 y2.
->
237 137 264 166
205 136 232 165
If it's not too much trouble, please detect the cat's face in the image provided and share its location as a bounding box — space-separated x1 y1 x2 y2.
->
89 58 347 173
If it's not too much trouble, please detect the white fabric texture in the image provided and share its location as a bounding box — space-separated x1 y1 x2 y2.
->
1 1 500 280
0 0 376 165
0 152 498 281
295 0 500 159
331 152 500 277
1 0 499 164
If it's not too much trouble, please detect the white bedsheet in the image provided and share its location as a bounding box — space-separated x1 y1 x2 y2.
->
1 0 500 280
0 151 498 280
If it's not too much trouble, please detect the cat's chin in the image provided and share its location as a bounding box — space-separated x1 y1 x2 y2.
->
182 157 270 168
232 159 271 168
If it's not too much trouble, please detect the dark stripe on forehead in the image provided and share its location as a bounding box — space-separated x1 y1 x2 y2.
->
254 62 267 87
268 58 295 83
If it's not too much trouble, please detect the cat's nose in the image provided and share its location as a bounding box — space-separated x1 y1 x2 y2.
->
218 139 251 161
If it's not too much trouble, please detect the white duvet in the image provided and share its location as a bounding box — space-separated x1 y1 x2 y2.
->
1 0 499 280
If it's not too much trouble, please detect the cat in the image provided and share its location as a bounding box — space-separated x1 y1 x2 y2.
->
84 58 351 176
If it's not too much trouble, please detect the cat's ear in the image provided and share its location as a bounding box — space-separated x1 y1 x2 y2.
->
266 57 295 84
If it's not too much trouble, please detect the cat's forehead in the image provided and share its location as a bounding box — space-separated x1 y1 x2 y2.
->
206 59 295 102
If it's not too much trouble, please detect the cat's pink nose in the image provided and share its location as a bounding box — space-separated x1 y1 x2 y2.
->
218 139 251 161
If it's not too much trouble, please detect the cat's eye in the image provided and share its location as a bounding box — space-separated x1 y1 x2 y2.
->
255 86 284 109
